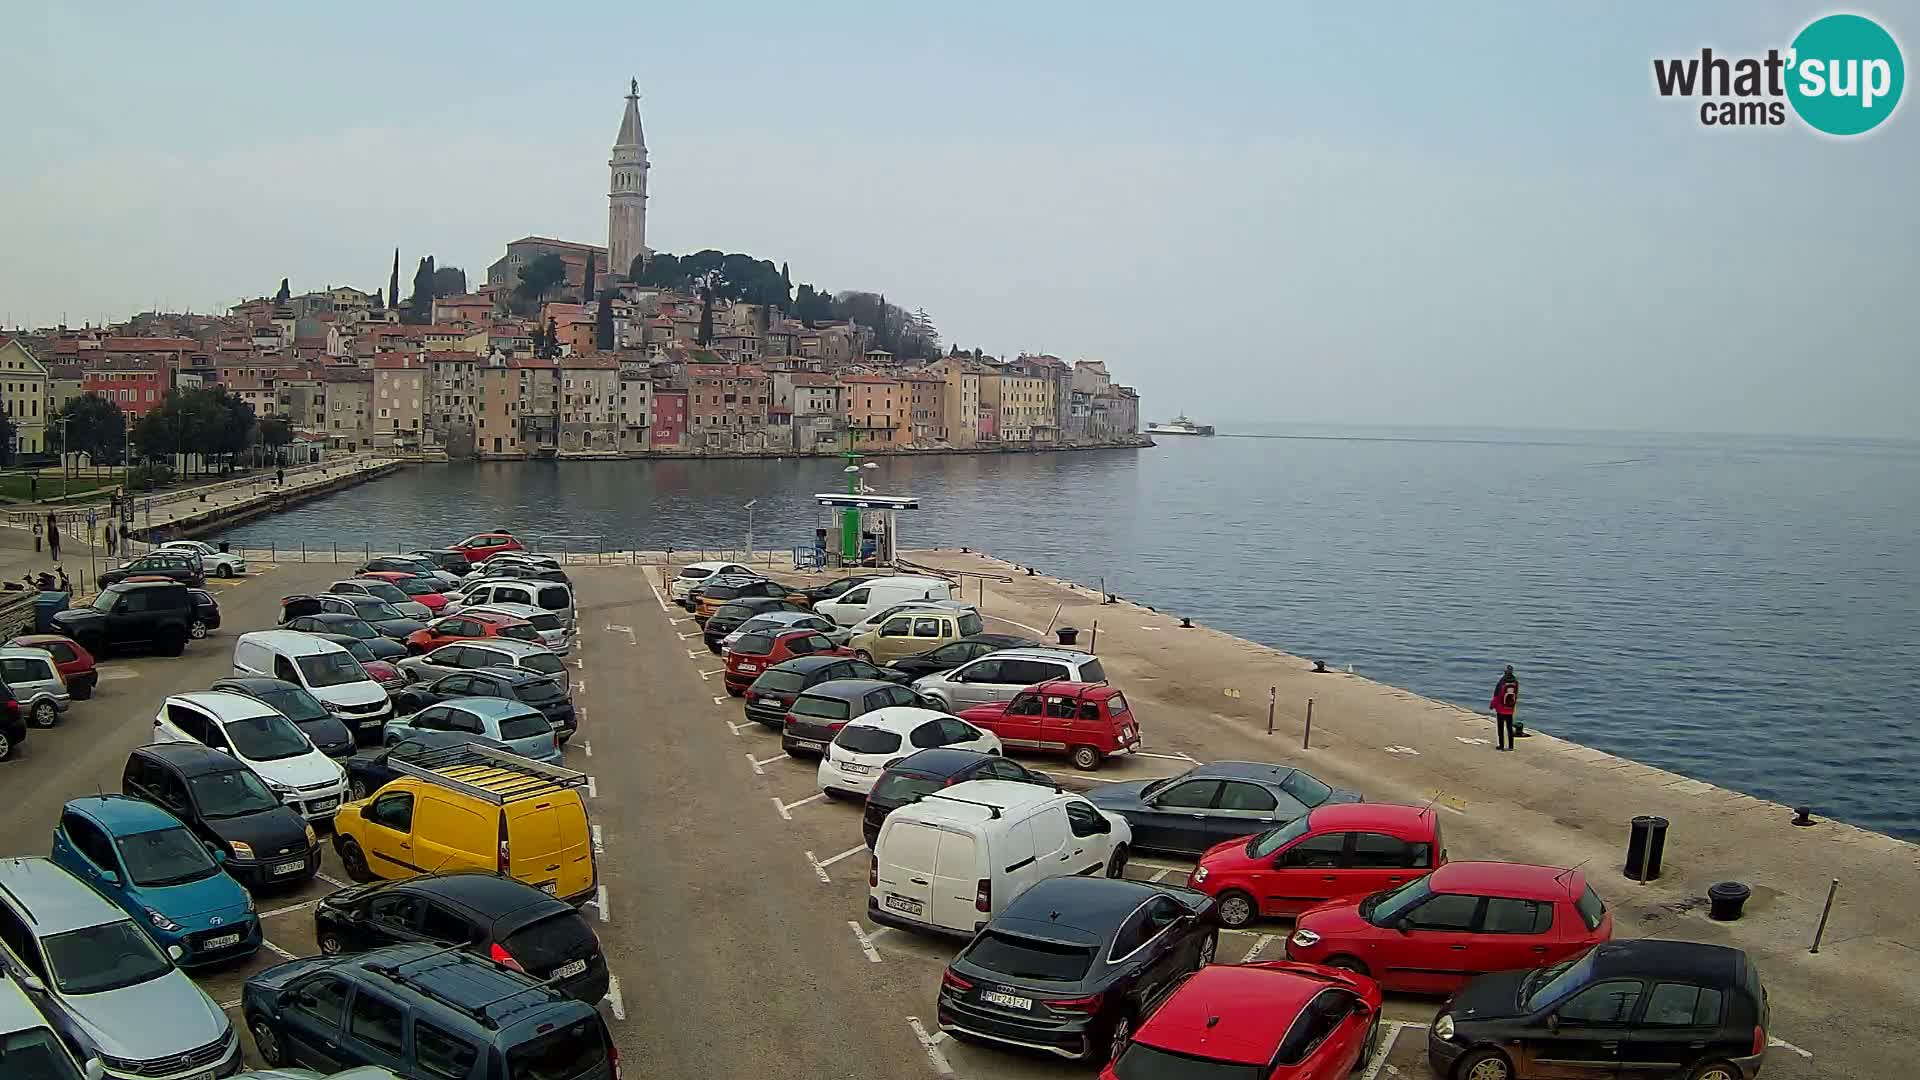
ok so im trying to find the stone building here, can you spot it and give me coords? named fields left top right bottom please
left=371, top=355, right=425, bottom=448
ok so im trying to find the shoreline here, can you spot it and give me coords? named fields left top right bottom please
left=453, top=436, right=1156, bottom=462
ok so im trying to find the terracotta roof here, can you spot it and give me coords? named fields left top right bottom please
left=559, top=354, right=618, bottom=369
left=787, top=372, right=840, bottom=387
left=840, top=374, right=903, bottom=385
left=46, top=364, right=84, bottom=380
left=506, top=236, right=608, bottom=254
left=424, top=351, right=479, bottom=363
left=372, top=355, right=421, bottom=370
left=103, top=337, right=196, bottom=351
left=321, top=367, right=373, bottom=383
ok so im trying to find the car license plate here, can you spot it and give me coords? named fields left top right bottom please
left=840, top=761, right=871, bottom=774
left=203, top=933, right=241, bottom=950
left=310, top=797, right=338, bottom=812
left=794, top=737, right=825, bottom=750
left=884, top=894, right=923, bottom=916
left=981, top=990, right=1033, bottom=1010
left=540, top=882, right=558, bottom=896
left=552, top=958, right=587, bottom=979
left=188, top=1071, right=215, bottom=1080
left=359, top=718, right=385, bottom=728
left=738, top=661, right=759, bottom=672
left=272, top=860, right=306, bottom=876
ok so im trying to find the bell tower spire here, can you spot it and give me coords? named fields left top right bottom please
left=608, top=78, right=649, bottom=282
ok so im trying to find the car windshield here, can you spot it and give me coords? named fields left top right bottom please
left=396, top=577, right=438, bottom=596
left=836, top=725, right=902, bottom=755
left=1525, top=950, right=1598, bottom=1010
left=871, top=770, right=944, bottom=802
left=497, top=713, right=551, bottom=741
left=1111, top=1043, right=1261, bottom=1080
left=679, top=568, right=714, bottom=580
left=188, top=769, right=282, bottom=819
left=339, top=639, right=378, bottom=663
left=496, top=623, right=541, bottom=643
left=791, top=695, right=850, bottom=721
left=360, top=583, right=409, bottom=604
left=753, top=669, right=808, bottom=694
left=1248, top=816, right=1312, bottom=858
left=115, top=826, right=220, bottom=887
left=224, top=712, right=313, bottom=761
left=1077, top=659, right=1107, bottom=682
left=331, top=619, right=378, bottom=640
left=518, top=679, right=567, bottom=705
left=713, top=604, right=756, bottom=623
left=520, top=653, right=565, bottom=676
left=505, top=1016, right=606, bottom=1080
left=1576, top=885, right=1607, bottom=931
left=91, top=587, right=127, bottom=612
left=1280, top=770, right=1334, bottom=807
left=0, top=1026, right=88, bottom=1080
left=957, top=613, right=984, bottom=636
left=298, top=651, right=369, bottom=688
left=1364, top=876, right=1434, bottom=926
left=704, top=584, right=744, bottom=600
left=732, top=634, right=776, bottom=655
left=43, top=921, right=173, bottom=995
left=248, top=686, right=328, bottom=722
left=963, top=930, right=1097, bottom=982
left=526, top=612, right=561, bottom=631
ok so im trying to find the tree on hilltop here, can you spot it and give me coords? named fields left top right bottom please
left=274, top=278, right=290, bottom=303
left=432, top=265, right=467, bottom=296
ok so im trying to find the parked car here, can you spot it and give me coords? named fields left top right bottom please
left=51, top=796, right=260, bottom=968
left=158, top=539, right=247, bottom=578
left=842, top=599, right=976, bottom=640
left=345, top=732, right=511, bottom=801
left=445, top=578, right=576, bottom=629
left=97, top=552, right=204, bottom=590
left=0, top=856, right=240, bottom=1080
left=862, top=748, right=1054, bottom=848
left=474, top=561, right=572, bottom=587
left=914, top=647, right=1109, bottom=712
left=283, top=614, right=409, bottom=660
left=357, top=570, right=449, bottom=612
left=0, top=646, right=70, bottom=729
left=702, top=598, right=813, bottom=653
left=1289, top=862, right=1613, bottom=994
left=449, top=530, right=524, bottom=563
left=783, top=679, right=939, bottom=757
left=476, top=550, right=561, bottom=572
left=691, top=575, right=808, bottom=623
left=398, top=639, right=568, bottom=686
left=357, top=556, right=460, bottom=588
left=187, top=587, right=221, bottom=639
left=743, top=655, right=886, bottom=730
left=719, top=610, right=850, bottom=651
left=1087, top=761, right=1362, bottom=857
left=723, top=629, right=847, bottom=695
left=800, top=573, right=884, bottom=603
left=0, top=972, right=97, bottom=1080
left=241, top=943, right=612, bottom=1077
left=817, top=707, right=1001, bottom=799
left=461, top=602, right=574, bottom=653
left=390, top=668, right=576, bottom=742
left=1190, top=802, right=1445, bottom=927
left=327, top=580, right=430, bottom=620
left=849, top=605, right=987, bottom=665
left=670, top=561, right=755, bottom=607
left=121, top=743, right=323, bottom=888
left=403, top=611, right=540, bottom=655
left=1102, top=961, right=1384, bottom=1080
left=279, top=594, right=422, bottom=643
left=306, top=635, right=409, bottom=695
left=7, top=634, right=97, bottom=700
left=959, top=682, right=1142, bottom=771
left=937, top=876, right=1218, bottom=1065
left=233, top=631, right=392, bottom=735
left=0, top=683, right=27, bottom=761
left=313, top=872, right=609, bottom=1003
left=331, top=742, right=594, bottom=903
left=1427, top=940, right=1767, bottom=1080
left=151, top=691, right=350, bottom=823
left=886, top=634, right=1042, bottom=679
left=812, top=574, right=957, bottom=626
left=209, top=677, right=356, bottom=760
left=381, top=697, right=560, bottom=764
left=405, top=548, right=474, bottom=577
left=52, top=580, right=195, bottom=657
left=869, top=780, right=1132, bottom=937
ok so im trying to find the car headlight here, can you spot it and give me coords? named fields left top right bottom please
left=1191, top=866, right=1209, bottom=884
left=242, top=892, right=255, bottom=914
left=305, top=823, right=318, bottom=845
left=144, top=907, right=180, bottom=932
left=1290, top=928, right=1320, bottom=948
left=228, top=841, right=255, bottom=860
left=1434, top=1013, right=1455, bottom=1041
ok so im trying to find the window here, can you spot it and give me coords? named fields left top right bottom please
left=1279, top=770, right=1334, bottom=807
left=348, top=992, right=406, bottom=1055
left=366, top=791, right=414, bottom=832
left=61, top=814, right=119, bottom=870
left=1575, top=885, right=1608, bottom=931
left=1643, top=983, right=1724, bottom=1027
left=415, top=1020, right=481, bottom=1080
left=913, top=617, right=942, bottom=637
left=1280, top=831, right=1347, bottom=868
left=1483, top=898, right=1552, bottom=934
left=934, top=718, right=978, bottom=744
left=1556, top=980, right=1643, bottom=1025
left=1275, top=990, right=1358, bottom=1066
left=289, top=975, right=351, bottom=1030
left=1216, top=781, right=1279, bottom=813
left=419, top=903, right=473, bottom=944
left=368, top=893, right=422, bottom=928
left=1349, top=832, right=1420, bottom=868
left=1154, top=779, right=1221, bottom=810
left=956, top=658, right=1001, bottom=683
left=1065, top=801, right=1106, bottom=837
left=1405, top=893, right=1483, bottom=931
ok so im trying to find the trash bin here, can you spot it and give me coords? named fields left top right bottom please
left=1056, top=626, right=1080, bottom=647
left=218, top=540, right=230, bottom=554
left=32, top=591, right=69, bottom=634
left=1624, top=815, right=1669, bottom=881
left=1708, top=881, right=1751, bottom=921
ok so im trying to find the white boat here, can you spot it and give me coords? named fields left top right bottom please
left=1145, top=414, right=1214, bottom=436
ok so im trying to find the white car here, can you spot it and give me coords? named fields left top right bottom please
left=462, top=601, right=575, bottom=653
left=151, top=691, right=349, bottom=821
left=817, top=706, right=1002, bottom=798
left=720, top=611, right=850, bottom=651
left=158, top=539, right=247, bottom=577
left=670, top=561, right=755, bottom=606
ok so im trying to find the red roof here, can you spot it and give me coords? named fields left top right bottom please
left=840, top=374, right=902, bottom=385
left=423, top=351, right=478, bottom=363
left=559, top=354, right=618, bottom=369
left=103, top=337, right=196, bottom=352
left=787, top=372, right=840, bottom=387
left=372, top=355, right=421, bottom=370
left=1133, top=963, right=1370, bottom=1065
left=1426, top=861, right=1586, bottom=902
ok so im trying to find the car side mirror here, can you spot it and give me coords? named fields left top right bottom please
left=99, top=870, right=120, bottom=886
left=1094, top=816, right=1112, bottom=834
left=18, top=972, right=45, bottom=993
left=212, top=849, right=228, bottom=865
left=1394, top=918, right=1412, bottom=935
left=1545, top=1012, right=1559, bottom=1033
left=84, top=1058, right=106, bottom=1080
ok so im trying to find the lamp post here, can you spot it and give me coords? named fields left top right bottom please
left=743, top=499, right=757, bottom=561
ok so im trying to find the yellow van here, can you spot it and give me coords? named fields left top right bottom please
left=849, top=605, right=986, bottom=665
left=331, top=743, right=596, bottom=904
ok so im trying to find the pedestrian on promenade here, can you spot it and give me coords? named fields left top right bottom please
left=105, top=522, right=117, bottom=557
left=46, top=514, right=61, bottom=562
left=1490, top=665, right=1520, bottom=750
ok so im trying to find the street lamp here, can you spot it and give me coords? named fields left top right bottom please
left=743, top=498, right=757, bottom=561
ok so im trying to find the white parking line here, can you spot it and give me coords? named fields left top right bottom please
left=219, top=997, right=242, bottom=1011
left=983, top=614, right=1046, bottom=636
left=262, top=938, right=297, bottom=960
left=774, top=793, right=824, bottom=820
left=595, top=884, right=609, bottom=923
left=698, top=668, right=725, bottom=679
left=573, top=657, right=585, bottom=670
left=1240, top=934, right=1277, bottom=962
left=573, top=678, right=587, bottom=694
left=646, top=572, right=670, bottom=612
left=905, top=1017, right=956, bottom=1078
left=605, top=623, right=632, bottom=634
left=726, top=720, right=753, bottom=736
left=591, top=824, right=604, bottom=854
left=848, top=921, right=884, bottom=963
left=807, top=844, right=864, bottom=882
left=1769, top=1037, right=1814, bottom=1059
left=586, top=776, right=598, bottom=799
left=686, top=649, right=703, bottom=660
left=1134, top=751, right=1194, bottom=762
left=605, top=975, right=627, bottom=1019
left=679, top=632, right=700, bottom=640
left=258, top=898, right=324, bottom=920
left=1360, top=1022, right=1422, bottom=1080
left=98, top=668, right=141, bottom=682
left=582, top=740, right=593, bottom=757
left=316, top=872, right=350, bottom=889
left=1148, top=868, right=1172, bottom=883
left=713, top=696, right=727, bottom=706
left=1126, top=858, right=1191, bottom=875
left=805, top=851, right=832, bottom=884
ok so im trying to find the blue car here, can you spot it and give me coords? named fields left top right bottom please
left=381, top=696, right=562, bottom=764
left=51, top=794, right=260, bottom=968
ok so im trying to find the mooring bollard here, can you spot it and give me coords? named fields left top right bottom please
left=1266, top=687, right=1277, bottom=736
left=1809, top=878, right=1840, bottom=953
left=1302, top=697, right=1313, bottom=748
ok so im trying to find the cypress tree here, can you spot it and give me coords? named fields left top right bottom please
left=583, top=252, right=597, bottom=302
left=595, top=296, right=615, bottom=351
left=389, top=248, right=400, bottom=310
left=275, top=278, right=290, bottom=303
left=697, top=285, right=714, bottom=345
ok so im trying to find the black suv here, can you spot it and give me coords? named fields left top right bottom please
left=409, top=549, right=473, bottom=576
left=314, top=873, right=608, bottom=1003
left=121, top=743, right=321, bottom=888
left=51, top=580, right=195, bottom=656
left=96, top=550, right=206, bottom=589
left=243, top=944, right=615, bottom=1080
left=703, top=597, right=810, bottom=652
left=0, top=684, right=24, bottom=762
left=744, top=656, right=915, bottom=729
left=862, top=748, right=1053, bottom=848
left=392, top=667, right=576, bottom=739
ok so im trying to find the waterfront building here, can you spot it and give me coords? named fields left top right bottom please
left=842, top=374, right=908, bottom=449
left=618, top=367, right=652, bottom=452
left=650, top=388, right=687, bottom=449
left=559, top=354, right=620, bottom=452
left=688, top=363, right=770, bottom=450
left=322, top=368, right=373, bottom=451
left=80, top=356, right=171, bottom=420
left=47, top=363, right=86, bottom=413
left=904, top=374, right=945, bottom=446
left=371, top=354, right=426, bottom=448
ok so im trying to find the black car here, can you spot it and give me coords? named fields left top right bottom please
left=346, top=731, right=511, bottom=800
left=745, top=655, right=917, bottom=728
left=887, top=634, right=1046, bottom=678
left=938, top=877, right=1219, bottom=1065
left=280, top=593, right=424, bottom=641
left=284, top=613, right=410, bottom=660
left=801, top=574, right=883, bottom=602
left=1085, top=760, right=1362, bottom=857
left=862, top=748, right=1054, bottom=848
left=359, top=555, right=448, bottom=579
left=313, top=872, right=608, bottom=1003
left=693, top=574, right=803, bottom=612
left=781, top=678, right=935, bottom=757
left=704, top=597, right=811, bottom=652
left=210, top=676, right=355, bottom=760
left=0, top=683, right=24, bottom=762
left=50, top=580, right=196, bottom=657
left=187, top=587, right=221, bottom=639
left=392, top=666, right=576, bottom=740
left=1429, top=940, right=1769, bottom=1080
left=96, top=551, right=205, bottom=589
left=408, top=548, right=473, bottom=576
left=121, top=743, right=321, bottom=887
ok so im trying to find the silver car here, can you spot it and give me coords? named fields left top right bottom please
left=447, top=578, right=576, bottom=629
left=720, top=611, right=851, bottom=651
left=325, top=580, right=431, bottom=620
left=398, top=639, right=571, bottom=687
left=912, top=646, right=1109, bottom=712
left=0, top=857, right=237, bottom=1080
left=0, top=646, right=71, bottom=729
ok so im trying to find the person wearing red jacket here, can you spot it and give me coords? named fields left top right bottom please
left=1490, top=666, right=1520, bottom=750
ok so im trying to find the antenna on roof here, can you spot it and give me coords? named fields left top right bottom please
left=1206, top=1015, right=1220, bottom=1028
left=1419, top=792, right=1441, bottom=817
left=1552, top=858, right=1592, bottom=887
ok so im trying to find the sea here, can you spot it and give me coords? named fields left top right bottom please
left=224, top=426, right=1920, bottom=840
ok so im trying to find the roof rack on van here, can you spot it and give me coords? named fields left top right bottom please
left=366, top=946, right=514, bottom=1029
left=920, top=792, right=1002, bottom=819
left=388, top=743, right=589, bottom=804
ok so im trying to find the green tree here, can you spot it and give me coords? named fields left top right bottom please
left=389, top=248, right=401, bottom=310
left=514, top=254, right=568, bottom=310
left=582, top=252, right=597, bottom=302
left=595, top=296, right=615, bottom=350
left=544, top=316, right=560, bottom=358
left=697, top=279, right=714, bottom=345
left=408, top=256, right=437, bottom=322
left=432, top=265, right=467, bottom=296
left=275, top=278, right=290, bottom=303
left=0, top=409, right=15, bottom=465
left=51, top=393, right=127, bottom=466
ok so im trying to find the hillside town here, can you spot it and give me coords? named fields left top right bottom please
left=0, top=82, right=1144, bottom=463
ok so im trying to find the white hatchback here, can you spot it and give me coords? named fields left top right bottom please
left=150, top=691, right=349, bottom=821
left=816, top=707, right=1001, bottom=798
left=670, top=561, right=754, bottom=606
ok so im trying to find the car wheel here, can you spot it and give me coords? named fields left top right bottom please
left=0, top=729, right=12, bottom=761
left=1070, top=745, right=1102, bottom=771
left=1353, top=1017, right=1380, bottom=1073
left=70, top=683, right=92, bottom=701
left=158, top=632, right=187, bottom=656
left=1689, top=1064, right=1742, bottom=1080
left=189, top=619, right=209, bottom=640
left=1104, top=1012, right=1133, bottom=1065
left=318, top=929, right=346, bottom=956
left=30, top=701, right=58, bottom=728
left=1105, top=845, right=1129, bottom=879
left=1326, top=955, right=1369, bottom=975
left=1196, top=932, right=1217, bottom=967
left=1215, top=890, right=1256, bottom=929
left=349, top=779, right=369, bottom=801
left=855, top=650, right=872, bottom=662
left=337, top=838, right=373, bottom=883
left=217, top=564, right=233, bottom=578
left=1455, top=1048, right=1513, bottom=1080
left=249, top=1017, right=285, bottom=1067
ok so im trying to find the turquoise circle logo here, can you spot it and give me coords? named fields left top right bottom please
left=1787, top=14, right=1905, bottom=135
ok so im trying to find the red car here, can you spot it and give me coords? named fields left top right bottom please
left=450, top=531, right=523, bottom=564
left=1189, top=802, right=1445, bottom=928
left=1285, top=861, right=1614, bottom=995
left=957, top=681, right=1141, bottom=771
left=1101, top=961, right=1383, bottom=1080
left=7, top=635, right=98, bottom=700
left=723, top=629, right=849, bottom=696
left=404, top=611, right=540, bottom=654
left=358, top=570, right=449, bottom=612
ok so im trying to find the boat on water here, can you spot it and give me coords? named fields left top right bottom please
left=1145, top=414, right=1215, bottom=436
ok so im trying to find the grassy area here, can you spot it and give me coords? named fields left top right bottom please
left=0, top=472, right=120, bottom=502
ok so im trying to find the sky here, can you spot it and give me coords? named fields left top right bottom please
left=2, top=2, right=1915, bottom=437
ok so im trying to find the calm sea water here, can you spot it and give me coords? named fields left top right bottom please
left=226, top=428, right=1920, bottom=839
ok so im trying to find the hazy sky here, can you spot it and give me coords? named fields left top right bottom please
left=3, top=3, right=1914, bottom=437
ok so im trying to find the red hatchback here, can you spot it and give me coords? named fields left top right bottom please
left=1286, top=861, right=1614, bottom=995
left=1190, top=803, right=1445, bottom=928
left=450, top=531, right=522, bottom=564
left=358, top=570, right=449, bottom=612
left=7, top=635, right=97, bottom=700
left=1101, top=961, right=1382, bottom=1080
left=957, top=681, right=1141, bottom=771
left=723, top=629, right=848, bottom=695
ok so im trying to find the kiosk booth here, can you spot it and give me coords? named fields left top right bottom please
left=813, top=492, right=920, bottom=568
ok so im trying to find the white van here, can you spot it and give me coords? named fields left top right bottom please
left=868, top=779, right=1131, bottom=938
left=232, top=630, right=391, bottom=732
left=814, top=575, right=956, bottom=627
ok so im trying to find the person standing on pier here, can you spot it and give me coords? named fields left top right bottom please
left=46, top=514, right=61, bottom=562
left=1490, top=666, right=1520, bottom=750
left=105, top=521, right=117, bottom=557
